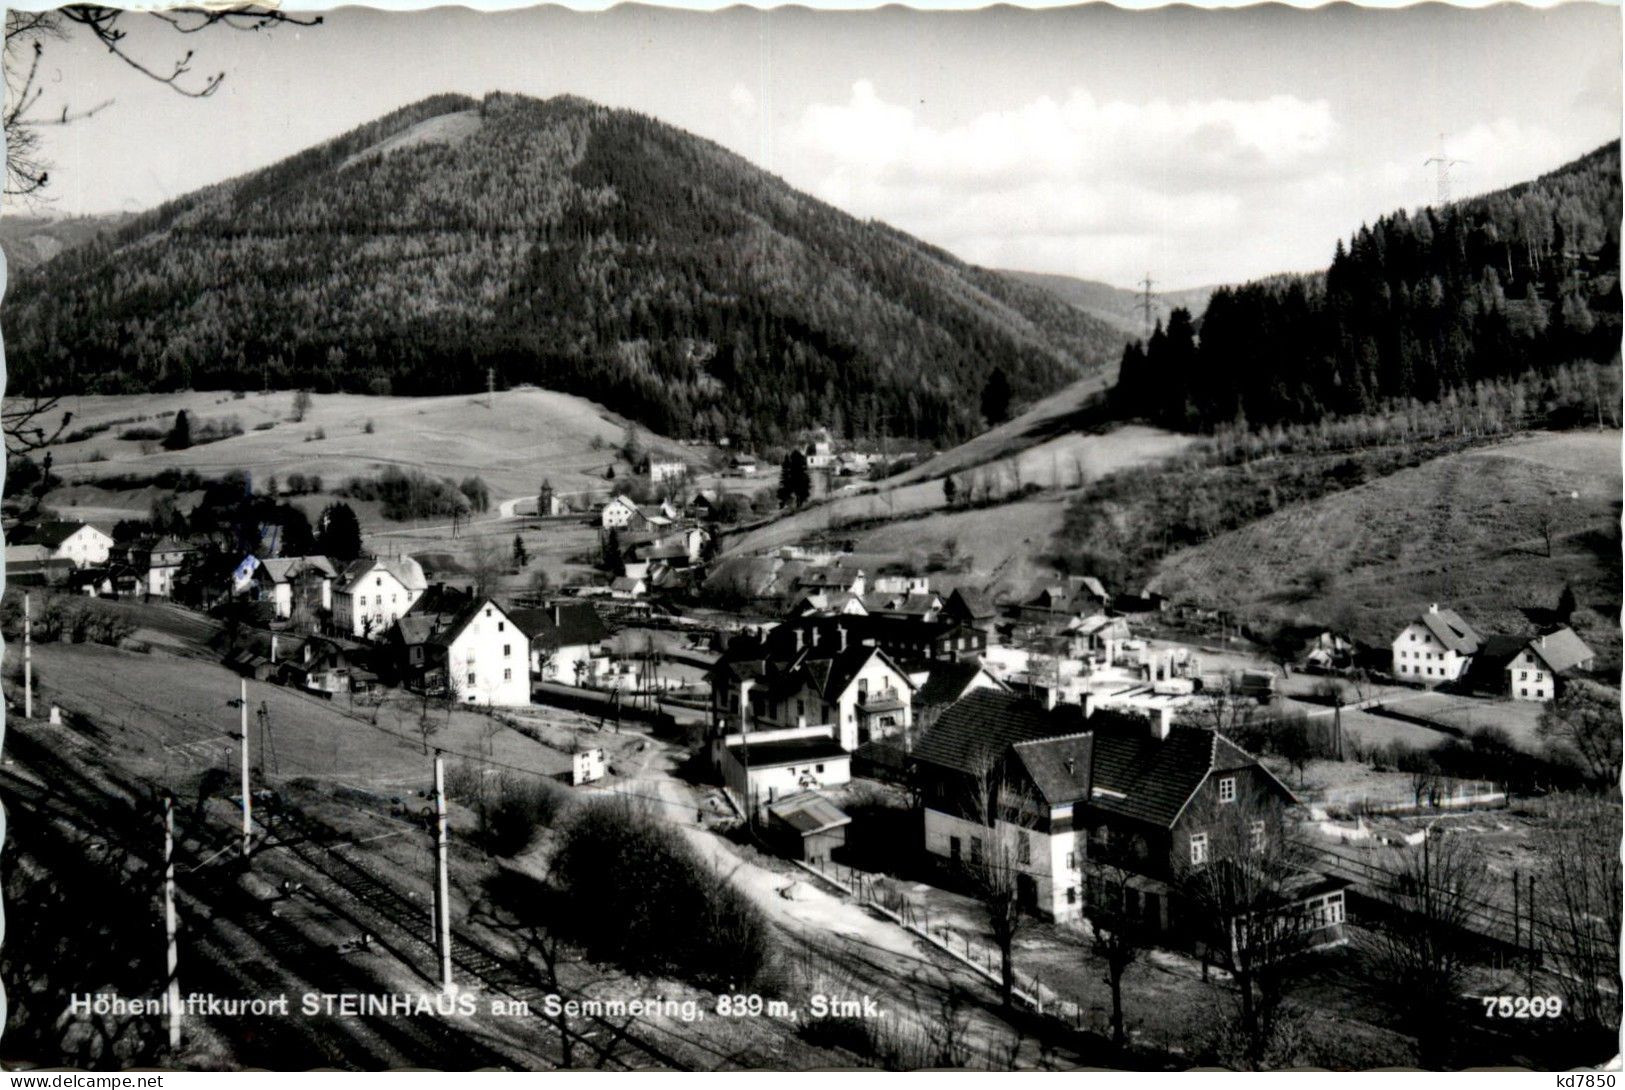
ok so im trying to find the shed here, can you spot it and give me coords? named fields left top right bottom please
left=766, top=791, right=851, bottom=864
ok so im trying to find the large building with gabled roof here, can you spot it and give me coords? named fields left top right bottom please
left=909, top=689, right=1343, bottom=936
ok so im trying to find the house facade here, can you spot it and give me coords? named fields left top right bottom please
left=1391, top=604, right=1481, bottom=684
left=600, top=494, right=640, bottom=529
left=425, top=598, right=531, bottom=706
left=28, top=522, right=115, bottom=568
left=911, top=690, right=1345, bottom=947
left=334, top=556, right=428, bottom=639
left=1507, top=627, right=1595, bottom=701
left=511, top=602, right=611, bottom=685
left=125, top=537, right=193, bottom=598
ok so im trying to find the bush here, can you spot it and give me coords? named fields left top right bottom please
left=551, top=797, right=772, bottom=990
left=480, top=773, right=569, bottom=856
left=118, top=425, right=166, bottom=442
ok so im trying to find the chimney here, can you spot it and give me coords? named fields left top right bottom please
left=795, top=629, right=805, bottom=652
left=1044, top=686, right=1059, bottom=711
left=1079, top=690, right=1094, bottom=718
left=1429, top=603, right=1439, bottom=614
left=839, top=627, right=848, bottom=652
left=270, top=633, right=279, bottom=664
left=1151, top=705, right=1172, bottom=741
left=553, top=603, right=563, bottom=626
left=811, top=626, right=820, bottom=648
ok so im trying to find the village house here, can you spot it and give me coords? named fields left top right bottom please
left=536, top=480, right=569, bottom=517
left=728, top=453, right=758, bottom=476
left=862, top=590, right=944, bottom=621
left=709, top=627, right=918, bottom=756
left=18, top=521, right=115, bottom=568
left=789, top=590, right=868, bottom=618
left=942, top=587, right=1001, bottom=642
left=719, top=735, right=852, bottom=819
left=909, top=689, right=1347, bottom=944
left=244, top=555, right=338, bottom=621
left=121, top=537, right=194, bottom=598
left=389, top=588, right=529, bottom=706
left=640, top=455, right=689, bottom=484
left=334, top=555, right=428, bottom=639
left=292, top=634, right=378, bottom=697
left=1015, top=576, right=1111, bottom=625
left=871, top=573, right=932, bottom=596
left=908, top=658, right=1008, bottom=736
left=1391, top=604, right=1481, bottom=684
left=510, top=601, right=611, bottom=686
left=609, top=575, right=647, bottom=599
left=1505, top=627, right=1595, bottom=701
left=794, top=565, right=867, bottom=598
left=599, top=494, right=641, bottom=529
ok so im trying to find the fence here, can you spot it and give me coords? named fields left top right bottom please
left=793, top=856, right=1108, bottom=1037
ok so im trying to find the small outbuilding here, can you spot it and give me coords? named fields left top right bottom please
left=766, top=791, right=851, bottom=865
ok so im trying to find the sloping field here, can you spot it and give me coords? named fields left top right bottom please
left=24, top=387, right=705, bottom=524
left=1150, top=429, right=1622, bottom=667
left=727, top=422, right=1192, bottom=556
left=889, top=370, right=1118, bottom=486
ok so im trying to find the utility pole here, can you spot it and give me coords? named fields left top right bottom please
left=163, top=793, right=182, bottom=1051
left=486, top=367, right=495, bottom=408
left=1138, top=272, right=1156, bottom=340
left=23, top=591, right=32, bottom=720
left=1424, top=136, right=1468, bottom=205
left=433, top=752, right=454, bottom=995
left=239, top=678, right=251, bottom=859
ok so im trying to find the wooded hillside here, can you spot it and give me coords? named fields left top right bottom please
left=4, top=93, right=1119, bottom=447
left=1115, top=142, right=1623, bottom=431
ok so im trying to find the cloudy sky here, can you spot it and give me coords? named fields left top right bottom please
left=11, top=2, right=1620, bottom=288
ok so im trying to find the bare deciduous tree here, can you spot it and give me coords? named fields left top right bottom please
left=1083, top=857, right=1150, bottom=1048
left=1533, top=794, right=1622, bottom=1038
left=960, top=755, right=1043, bottom=1010
left=1172, top=784, right=1314, bottom=1068
left=1358, top=829, right=1491, bottom=1066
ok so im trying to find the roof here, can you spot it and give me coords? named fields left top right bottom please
left=510, top=603, right=611, bottom=649
left=767, top=792, right=851, bottom=834
left=23, top=521, right=107, bottom=548
left=1096, top=719, right=1295, bottom=828
left=414, top=552, right=470, bottom=575
left=424, top=598, right=511, bottom=651
left=945, top=587, right=997, bottom=620
left=610, top=576, right=644, bottom=592
left=1413, top=606, right=1481, bottom=655
left=1525, top=627, right=1595, bottom=674
left=911, top=690, right=1091, bottom=777
left=798, top=566, right=862, bottom=589
left=915, top=660, right=1003, bottom=708
left=259, top=555, right=337, bottom=583
left=727, top=737, right=850, bottom=769
left=339, top=555, right=427, bottom=594
left=1010, top=733, right=1095, bottom=806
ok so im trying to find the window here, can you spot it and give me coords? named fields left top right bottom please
left=1017, top=832, right=1031, bottom=865
left=1065, top=851, right=1078, bottom=870
left=970, top=837, right=984, bottom=865
left=1520, top=671, right=1528, bottom=680
left=503, top=644, right=511, bottom=657
left=1250, top=820, right=1267, bottom=853
left=1534, top=672, right=1543, bottom=682
left=816, top=763, right=825, bottom=773
left=503, top=669, right=512, bottom=681
left=1218, top=777, right=1237, bottom=804
left=376, top=576, right=382, bottom=586
left=497, top=621, right=505, bottom=632
left=467, top=672, right=476, bottom=685
left=1189, top=832, right=1209, bottom=865
left=1065, top=887, right=1077, bottom=906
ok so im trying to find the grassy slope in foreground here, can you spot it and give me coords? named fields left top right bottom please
left=1148, top=429, right=1623, bottom=670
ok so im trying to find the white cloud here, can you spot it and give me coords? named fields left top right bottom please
left=777, top=82, right=1582, bottom=287
left=728, top=82, right=758, bottom=120
left=780, top=81, right=1341, bottom=285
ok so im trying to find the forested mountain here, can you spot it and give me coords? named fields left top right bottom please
left=1115, top=141, right=1623, bottom=431
left=0, top=212, right=133, bottom=272
left=998, top=269, right=1215, bottom=338
left=3, top=93, right=1121, bottom=446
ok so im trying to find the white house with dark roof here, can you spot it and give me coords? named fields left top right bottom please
left=1506, top=627, right=1595, bottom=701
left=251, top=555, right=338, bottom=620
left=334, top=555, right=428, bottom=639
left=24, top=521, right=114, bottom=568
left=1391, top=603, right=1481, bottom=684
